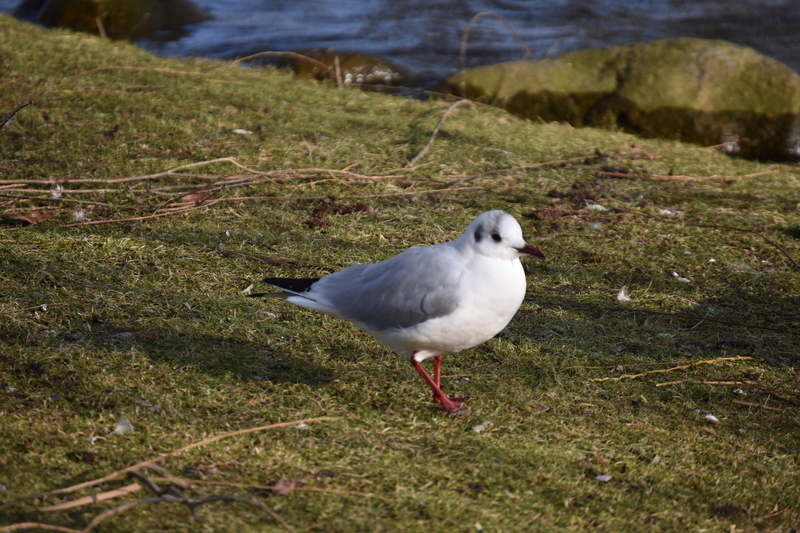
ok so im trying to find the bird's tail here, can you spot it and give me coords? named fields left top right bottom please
left=247, top=277, right=320, bottom=300
left=247, top=291, right=292, bottom=299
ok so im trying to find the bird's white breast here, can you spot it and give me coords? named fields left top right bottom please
left=368, top=255, right=527, bottom=360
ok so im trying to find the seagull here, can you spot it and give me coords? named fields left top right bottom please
left=251, top=210, right=544, bottom=416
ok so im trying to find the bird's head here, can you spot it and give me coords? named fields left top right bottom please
left=461, top=210, right=545, bottom=261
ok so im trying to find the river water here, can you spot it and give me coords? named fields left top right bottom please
left=3, top=0, right=800, bottom=86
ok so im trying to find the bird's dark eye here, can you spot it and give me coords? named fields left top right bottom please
left=491, top=233, right=502, bottom=242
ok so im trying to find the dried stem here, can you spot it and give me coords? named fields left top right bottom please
left=591, top=356, right=762, bottom=383
left=232, top=51, right=331, bottom=77
left=1, top=417, right=339, bottom=509
left=731, top=399, right=784, bottom=412
left=40, top=483, right=142, bottom=512
left=0, top=523, right=80, bottom=533
left=161, top=478, right=387, bottom=500
left=407, top=100, right=473, bottom=167
left=1, top=100, right=33, bottom=130
left=690, top=223, right=800, bottom=270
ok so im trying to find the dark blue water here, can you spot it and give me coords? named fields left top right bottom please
left=4, top=0, right=800, bottom=84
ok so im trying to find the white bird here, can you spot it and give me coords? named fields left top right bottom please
left=252, top=210, right=544, bottom=416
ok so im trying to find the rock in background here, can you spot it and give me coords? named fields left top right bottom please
left=441, top=38, right=800, bottom=161
left=13, top=0, right=211, bottom=40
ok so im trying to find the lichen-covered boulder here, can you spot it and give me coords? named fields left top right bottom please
left=13, top=0, right=211, bottom=41
left=440, top=38, right=800, bottom=160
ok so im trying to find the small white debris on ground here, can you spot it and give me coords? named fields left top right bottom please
left=139, top=400, right=160, bottom=412
left=471, top=421, right=493, bottom=433
left=671, top=271, right=691, bottom=282
left=617, top=286, right=633, bottom=302
left=113, top=415, right=134, bottom=435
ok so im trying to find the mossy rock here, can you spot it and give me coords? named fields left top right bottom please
left=440, top=38, right=800, bottom=160
left=13, top=0, right=211, bottom=40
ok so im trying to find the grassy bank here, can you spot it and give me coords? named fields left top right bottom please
left=1, top=13, right=799, bottom=532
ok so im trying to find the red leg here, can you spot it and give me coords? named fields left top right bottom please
left=431, top=354, right=442, bottom=401
left=433, top=354, right=442, bottom=388
left=411, top=354, right=466, bottom=417
left=429, top=354, right=466, bottom=406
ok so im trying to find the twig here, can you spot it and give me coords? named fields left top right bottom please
left=564, top=360, right=697, bottom=370
left=741, top=169, right=779, bottom=178
left=163, top=478, right=387, bottom=500
left=0, top=194, right=112, bottom=208
left=1, top=188, right=128, bottom=194
left=407, top=100, right=473, bottom=167
left=655, top=380, right=757, bottom=388
left=702, top=139, right=749, bottom=151
left=1, top=101, right=33, bottom=130
left=690, top=223, right=800, bottom=270
left=639, top=277, right=655, bottom=298
left=77, top=494, right=294, bottom=533
left=334, top=55, right=343, bottom=86
left=232, top=51, right=331, bottom=77
left=0, top=164, right=406, bottom=186
left=95, top=15, right=106, bottom=39
left=62, top=199, right=223, bottom=227
left=225, top=185, right=525, bottom=203
left=40, top=483, right=142, bottom=512
left=731, top=399, right=784, bottom=412
left=61, top=182, right=517, bottom=226
left=598, top=171, right=730, bottom=183
left=126, top=471, right=294, bottom=532
left=0, top=417, right=339, bottom=513
left=0, top=524, right=80, bottom=533
left=754, top=506, right=788, bottom=521
left=591, top=356, right=761, bottom=383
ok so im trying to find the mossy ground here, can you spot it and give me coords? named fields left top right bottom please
left=1, top=14, right=799, bottom=533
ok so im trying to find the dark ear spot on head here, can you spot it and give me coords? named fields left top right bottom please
left=491, top=232, right=502, bottom=242
left=474, top=224, right=483, bottom=242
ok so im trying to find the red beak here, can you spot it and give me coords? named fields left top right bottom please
left=516, top=244, right=545, bottom=259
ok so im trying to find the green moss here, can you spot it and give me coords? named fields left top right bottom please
left=442, top=38, right=800, bottom=160
left=1, top=14, right=799, bottom=533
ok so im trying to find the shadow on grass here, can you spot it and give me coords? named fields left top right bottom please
left=0, top=323, right=336, bottom=387
left=518, top=290, right=800, bottom=366
left=107, top=327, right=338, bottom=385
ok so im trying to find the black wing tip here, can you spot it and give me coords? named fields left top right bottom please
left=263, top=277, right=320, bottom=293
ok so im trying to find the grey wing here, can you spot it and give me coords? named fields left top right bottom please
left=313, top=246, right=465, bottom=331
